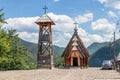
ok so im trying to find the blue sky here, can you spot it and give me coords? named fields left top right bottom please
left=0, top=0, right=120, bottom=47
left=1, top=0, right=105, bottom=19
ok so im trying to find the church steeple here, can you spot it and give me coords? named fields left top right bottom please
left=74, top=21, right=78, bottom=33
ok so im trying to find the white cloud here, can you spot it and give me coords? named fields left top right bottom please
left=89, top=34, right=105, bottom=42
left=3, top=12, right=117, bottom=47
left=78, top=27, right=88, bottom=37
left=98, top=0, right=106, bottom=4
left=17, top=32, right=38, bottom=43
left=64, top=33, right=72, bottom=39
left=2, top=17, right=39, bottom=44
left=75, top=13, right=93, bottom=24
left=3, top=17, right=39, bottom=32
left=77, top=27, right=105, bottom=46
left=91, top=18, right=115, bottom=33
left=98, top=0, right=120, bottom=10
left=108, top=11, right=118, bottom=18
left=48, top=12, right=98, bottom=47
left=52, top=32, right=68, bottom=47
left=48, top=12, right=74, bottom=32
left=54, top=0, right=60, bottom=2
left=3, top=13, right=75, bottom=47
left=52, top=26, right=106, bottom=47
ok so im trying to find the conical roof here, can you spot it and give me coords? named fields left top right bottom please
left=35, top=14, right=55, bottom=25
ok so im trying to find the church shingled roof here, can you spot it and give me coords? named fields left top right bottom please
left=61, top=27, right=89, bottom=58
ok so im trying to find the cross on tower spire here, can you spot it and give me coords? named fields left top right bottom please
left=43, top=5, right=48, bottom=14
left=74, top=21, right=78, bottom=32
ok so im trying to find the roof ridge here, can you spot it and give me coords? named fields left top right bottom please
left=61, top=29, right=89, bottom=57
left=35, top=14, right=55, bottom=25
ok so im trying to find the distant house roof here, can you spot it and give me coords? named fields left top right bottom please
left=35, top=14, right=55, bottom=25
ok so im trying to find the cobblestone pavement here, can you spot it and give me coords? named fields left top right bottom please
left=0, top=68, right=120, bottom=80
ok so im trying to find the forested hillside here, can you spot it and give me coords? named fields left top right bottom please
left=87, top=42, right=108, bottom=55
left=19, top=39, right=65, bottom=68
left=19, top=39, right=120, bottom=67
left=19, top=39, right=64, bottom=56
left=89, top=39, right=120, bottom=67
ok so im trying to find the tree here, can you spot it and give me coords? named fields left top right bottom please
left=0, top=29, right=36, bottom=70
left=54, top=54, right=64, bottom=68
left=0, top=9, right=36, bottom=70
left=0, top=9, right=7, bottom=29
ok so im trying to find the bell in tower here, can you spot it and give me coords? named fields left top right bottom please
left=35, top=5, right=55, bottom=69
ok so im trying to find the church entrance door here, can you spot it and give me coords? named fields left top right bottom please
left=73, top=57, right=78, bottom=66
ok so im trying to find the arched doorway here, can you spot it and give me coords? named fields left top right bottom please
left=73, top=57, right=78, bottom=66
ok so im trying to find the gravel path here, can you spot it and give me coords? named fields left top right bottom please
left=0, top=68, right=120, bottom=80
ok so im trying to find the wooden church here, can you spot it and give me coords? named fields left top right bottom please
left=61, top=23, right=89, bottom=68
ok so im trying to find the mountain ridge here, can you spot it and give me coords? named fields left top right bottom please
left=87, top=42, right=108, bottom=55
left=19, top=39, right=65, bottom=56
left=19, top=38, right=120, bottom=67
left=89, top=39, right=120, bottom=67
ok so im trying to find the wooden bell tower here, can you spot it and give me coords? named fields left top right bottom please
left=35, top=6, right=55, bottom=69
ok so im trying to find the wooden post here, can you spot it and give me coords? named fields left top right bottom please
left=114, top=32, right=117, bottom=70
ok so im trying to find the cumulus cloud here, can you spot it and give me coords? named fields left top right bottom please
left=3, top=13, right=75, bottom=47
left=75, top=13, right=93, bottom=24
left=17, top=32, right=38, bottom=43
left=98, top=0, right=120, bottom=10
left=108, top=11, right=118, bottom=18
left=48, top=13, right=95, bottom=47
left=64, top=33, right=72, bottom=39
left=3, top=12, right=116, bottom=47
left=52, top=26, right=105, bottom=47
left=91, top=18, right=115, bottom=33
left=3, top=17, right=39, bottom=32
left=89, top=34, right=105, bottom=42
left=52, top=31, right=69, bottom=47
left=54, top=0, right=60, bottom=2
left=77, top=27, right=105, bottom=46
left=48, top=12, right=74, bottom=32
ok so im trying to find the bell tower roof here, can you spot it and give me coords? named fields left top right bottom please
left=35, top=14, right=55, bottom=25
left=35, top=5, right=55, bottom=25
